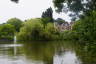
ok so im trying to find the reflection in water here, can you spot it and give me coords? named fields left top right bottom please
left=14, top=36, right=17, bottom=44
left=0, top=41, right=95, bottom=64
left=54, top=51, right=81, bottom=64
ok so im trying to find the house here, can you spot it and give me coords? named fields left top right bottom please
left=54, top=21, right=74, bottom=32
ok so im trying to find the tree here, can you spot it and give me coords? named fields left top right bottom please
left=0, top=24, right=15, bottom=40
left=11, top=0, right=96, bottom=15
left=11, top=0, right=19, bottom=3
left=42, top=7, right=53, bottom=22
left=53, top=0, right=96, bottom=18
left=44, top=23, right=60, bottom=40
left=72, top=11, right=96, bottom=42
left=7, top=18, right=23, bottom=32
left=17, top=18, right=44, bottom=41
left=41, top=18, right=52, bottom=28
left=17, top=18, right=60, bottom=41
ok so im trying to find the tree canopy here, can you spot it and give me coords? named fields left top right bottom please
left=10, top=0, right=96, bottom=14
left=7, top=18, right=23, bottom=32
left=0, top=24, right=15, bottom=40
left=42, top=7, right=53, bottom=22
left=42, top=7, right=53, bottom=18
left=17, top=18, right=60, bottom=41
left=72, top=11, right=96, bottom=42
left=53, top=0, right=96, bottom=18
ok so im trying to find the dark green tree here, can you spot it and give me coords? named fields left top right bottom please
left=42, top=7, right=53, bottom=22
left=53, top=0, right=96, bottom=18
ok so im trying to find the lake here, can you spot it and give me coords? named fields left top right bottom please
left=0, top=41, right=95, bottom=64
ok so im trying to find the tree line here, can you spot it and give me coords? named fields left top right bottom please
left=0, top=7, right=64, bottom=41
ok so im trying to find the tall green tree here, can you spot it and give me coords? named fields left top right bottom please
left=42, top=7, right=53, bottom=22
left=7, top=18, right=23, bottom=32
left=17, top=18, right=44, bottom=41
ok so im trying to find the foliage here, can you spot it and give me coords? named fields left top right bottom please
left=42, top=7, right=53, bottom=22
left=41, top=18, right=52, bottom=28
left=60, top=30, right=78, bottom=40
left=17, top=18, right=60, bottom=41
left=53, top=0, right=96, bottom=20
left=44, top=23, right=60, bottom=40
left=72, top=11, right=96, bottom=43
left=17, top=18, right=44, bottom=41
left=7, top=18, right=23, bottom=32
left=53, top=0, right=96, bottom=13
left=0, top=24, right=15, bottom=40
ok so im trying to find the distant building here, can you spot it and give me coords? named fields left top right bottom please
left=54, top=21, right=75, bottom=32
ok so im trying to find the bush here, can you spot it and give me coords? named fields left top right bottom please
left=60, top=30, right=78, bottom=40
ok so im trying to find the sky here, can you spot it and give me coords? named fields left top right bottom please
left=0, top=0, right=71, bottom=24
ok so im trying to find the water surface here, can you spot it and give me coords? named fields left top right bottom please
left=0, top=41, right=95, bottom=64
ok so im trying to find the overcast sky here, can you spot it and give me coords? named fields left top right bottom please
left=0, top=0, right=71, bottom=24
